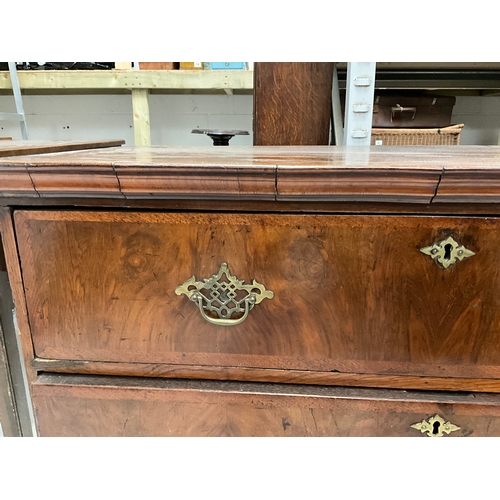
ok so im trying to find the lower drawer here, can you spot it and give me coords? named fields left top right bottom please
left=32, top=375, right=500, bottom=437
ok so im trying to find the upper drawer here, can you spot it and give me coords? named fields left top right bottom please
left=14, top=210, right=500, bottom=379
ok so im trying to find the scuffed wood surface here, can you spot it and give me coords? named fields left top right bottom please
left=32, top=374, right=500, bottom=436
left=2, top=146, right=500, bottom=203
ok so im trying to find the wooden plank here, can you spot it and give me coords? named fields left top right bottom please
left=114, top=62, right=132, bottom=70
left=131, top=89, right=151, bottom=147
left=0, top=70, right=253, bottom=92
left=0, top=139, right=125, bottom=158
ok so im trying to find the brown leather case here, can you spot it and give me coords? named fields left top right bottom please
left=372, top=93, right=456, bottom=128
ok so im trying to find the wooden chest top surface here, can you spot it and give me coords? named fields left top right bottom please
left=1, top=145, right=500, bottom=205
left=2, top=144, right=500, bottom=168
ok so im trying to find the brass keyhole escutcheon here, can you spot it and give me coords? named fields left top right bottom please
left=420, top=236, right=475, bottom=269
left=411, top=414, right=461, bottom=437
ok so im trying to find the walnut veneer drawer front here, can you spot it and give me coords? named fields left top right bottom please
left=14, top=210, right=500, bottom=382
left=31, top=375, right=500, bottom=436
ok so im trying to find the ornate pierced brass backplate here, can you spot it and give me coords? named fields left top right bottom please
left=410, top=414, right=461, bottom=437
left=175, top=263, right=274, bottom=326
left=420, top=236, right=475, bottom=269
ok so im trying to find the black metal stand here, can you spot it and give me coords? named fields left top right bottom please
left=192, top=129, right=249, bottom=146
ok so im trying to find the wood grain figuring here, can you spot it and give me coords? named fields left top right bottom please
left=31, top=375, right=500, bottom=436
left=0, top=140, right=125, bottom=158
left=253, top=63, right=334, bottom=146
left=0, top=209, right=36, bottom=386
left=15, top=210, right=500, bottom=381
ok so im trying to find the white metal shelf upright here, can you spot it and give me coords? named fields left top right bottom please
left=343, top=62, right=376, bottom=146
left=0, top=63, right=29, bottom=140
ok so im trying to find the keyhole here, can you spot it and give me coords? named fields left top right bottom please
left=432, top=421, right=441, bottom=435
left=444, top=244, right=453, bottom=261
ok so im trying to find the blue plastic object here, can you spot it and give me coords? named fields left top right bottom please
left=209, top=62, right=246, bottom=70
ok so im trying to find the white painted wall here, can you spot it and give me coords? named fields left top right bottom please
left=1, top=93, right=499, bottom=146
left=452, top=96, right=500, bottom=145
left=0, top=94, right=254, bottom=146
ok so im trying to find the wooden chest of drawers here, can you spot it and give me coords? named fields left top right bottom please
left=3, top=145, right=500, bottom=436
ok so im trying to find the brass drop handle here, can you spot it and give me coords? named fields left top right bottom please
left=175, top=263, right=274, bottom=326
left=190, top=292, right=256, bottom=326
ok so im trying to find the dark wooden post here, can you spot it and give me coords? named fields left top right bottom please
left=253, top=62, right=334, bottom=146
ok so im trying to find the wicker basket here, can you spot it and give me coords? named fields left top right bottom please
left=371, top=124, right=464, bottom=146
